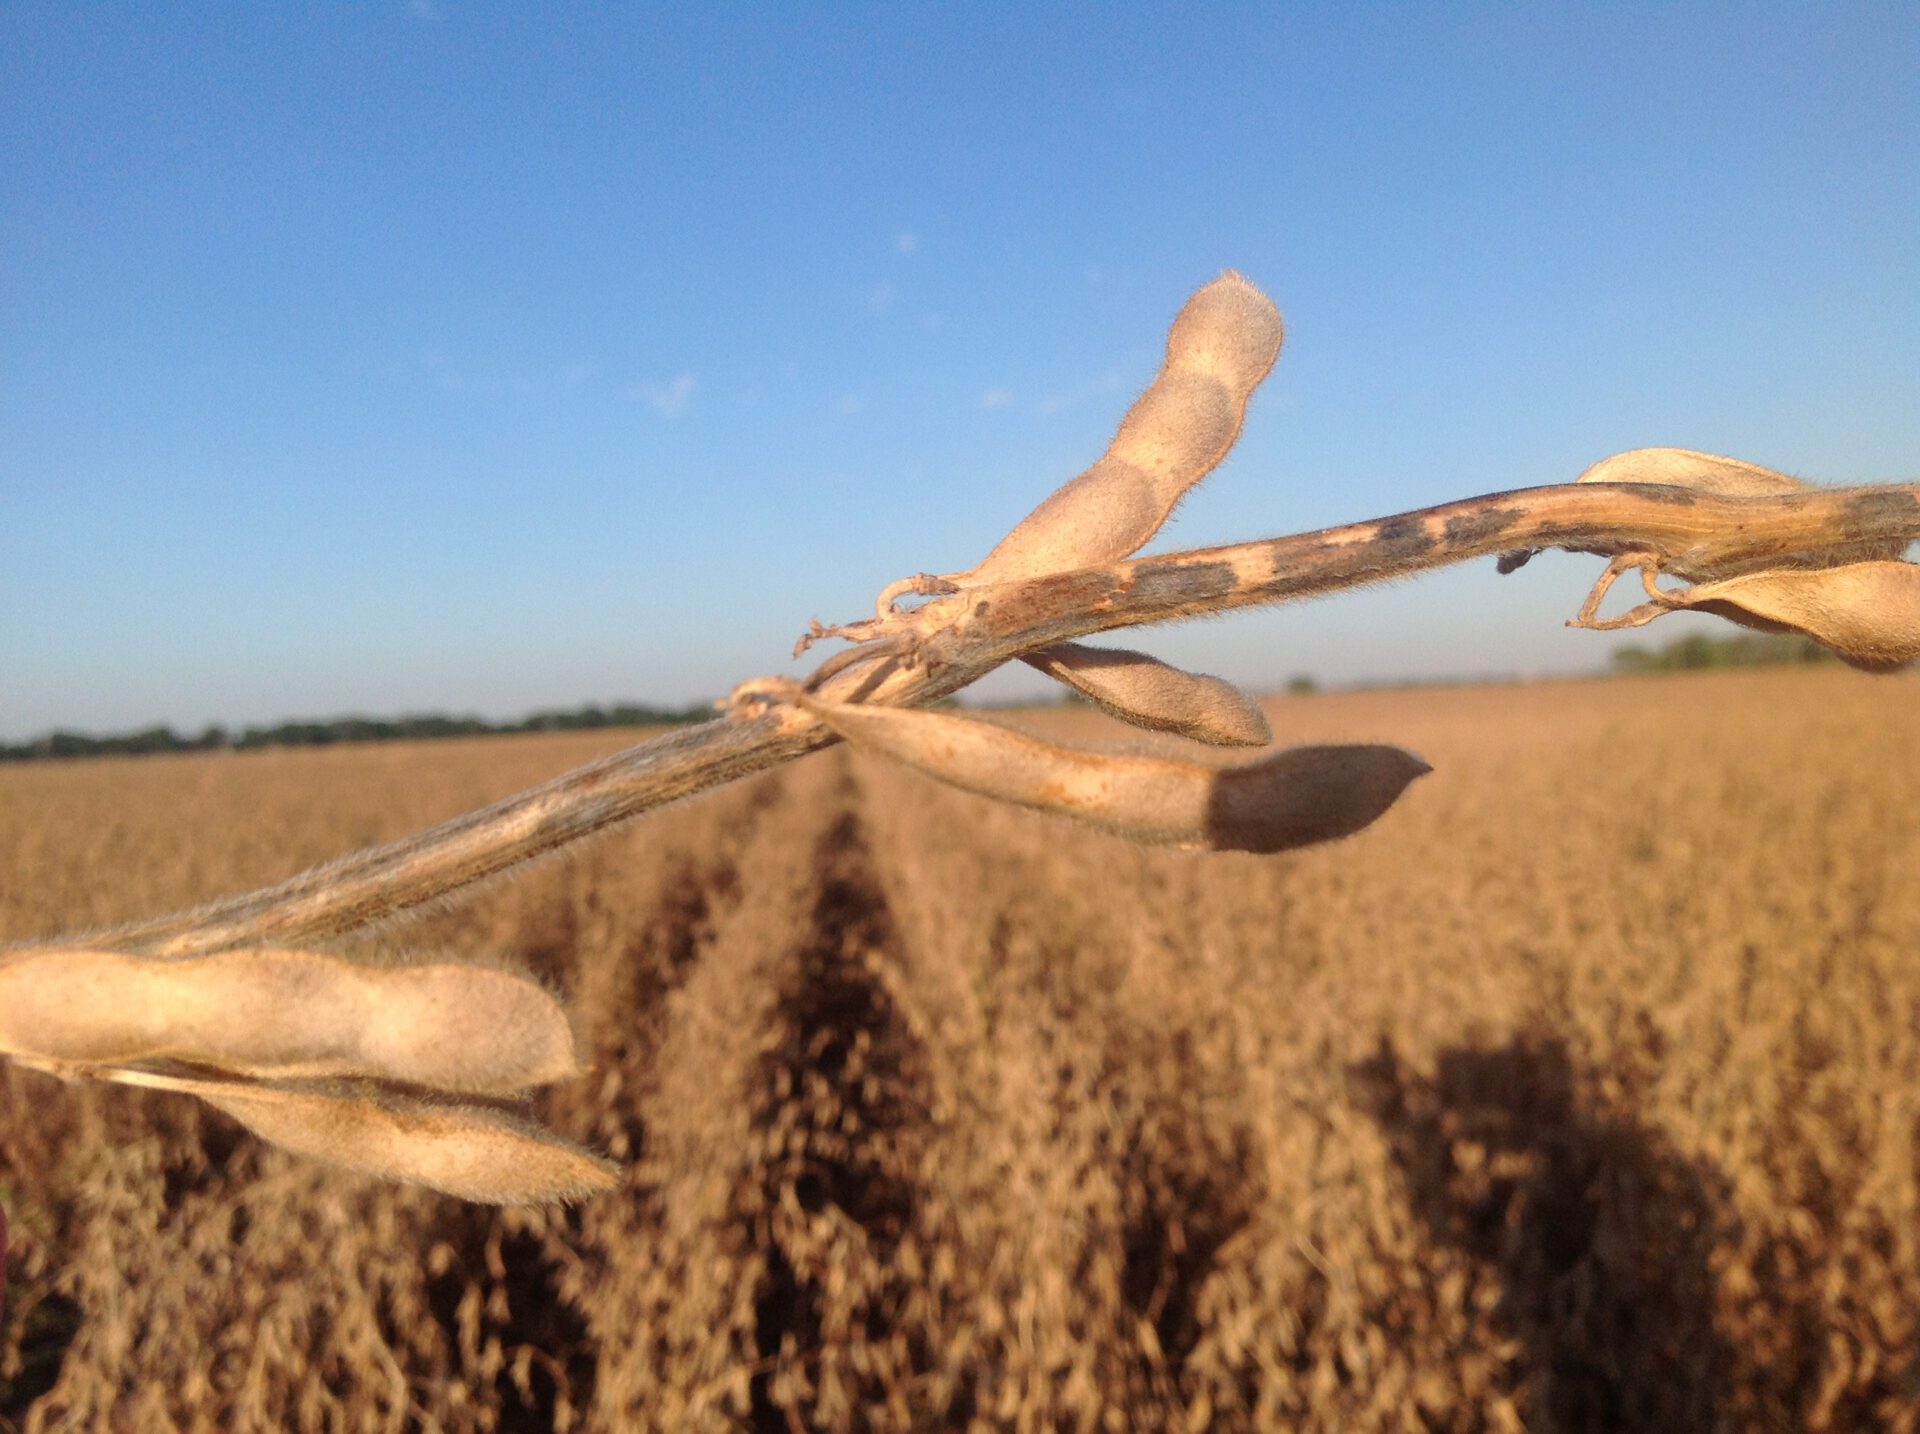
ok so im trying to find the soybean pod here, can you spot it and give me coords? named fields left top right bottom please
left=798, top=694, right=1426, bottom=854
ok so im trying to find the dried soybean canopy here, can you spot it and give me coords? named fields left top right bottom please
left=0, top=947, right=579, bottom=1094
left=958, top=271, right=1283, bottom=585
left=799, top=694, right=1426, bottom=854
left=1021, top=642, right=1272, bottom=747
left=1641, top=561, right=1920, bottom=673
left=105, top=1070, right=619, bottom=1204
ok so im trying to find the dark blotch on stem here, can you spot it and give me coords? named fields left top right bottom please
left=1840, top=488, right=1920, bottom=537
left=1280, top=540, right=1337, bottom=576
left=1616, top=483, right=1698, bottom=507
left=1370, top=514, right=1437, bottom=559
left=1444, top=506, right=1526, bottom=547
left=1129, top=559, right=1242, bottom=608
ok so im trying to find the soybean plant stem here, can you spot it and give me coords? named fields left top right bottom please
left=81, top=480, right=1920, bottom=959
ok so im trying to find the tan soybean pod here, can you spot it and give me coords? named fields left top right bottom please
left=108, top=1071, right=619, bottom=1204
left=1021, top=642, right=1272, bottom=746
left=0, top=947, right=579, bottom=1094
left=1660, top=561, right=1920, bottom=672
left=1572, top=446, right=1807, bottom=495
left=798, top=695, right=1426, bottom=853
left=957, top=271, right=1283, bottom=585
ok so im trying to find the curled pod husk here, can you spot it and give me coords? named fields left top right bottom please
left=1021, top=642, right=1271, bottom=746
left=1660, top=561, right=1920, bottom=672
left=1499, top=447, right=1907, bottom=576
left=959, top=271, right=1283, bottom=584
left=107, top=1071, right=620, bottom=1204
left=800, top=695, right=1426, bottom=853
left=0, top=947, right=579, bottom=1094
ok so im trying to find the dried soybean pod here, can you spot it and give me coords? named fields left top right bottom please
left=0, top=947, right=579, bottom=1094
left=105, top=1071, right=620, bottom=1203
left=957, top=272, right=1283, bottom=584
left=1021, top=642, right=1271, bottom=746
left=798, top=695, right=1425, bottom=852
left=1665, top=561, right=1920, bottom=672
left=1572, top=447, right=1807, bottom=495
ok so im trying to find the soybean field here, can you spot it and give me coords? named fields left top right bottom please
left=2, top=666, right=1917, bottom=1432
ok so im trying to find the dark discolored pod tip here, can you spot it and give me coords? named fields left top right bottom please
left=1201, top=744, right=1431, bottom=854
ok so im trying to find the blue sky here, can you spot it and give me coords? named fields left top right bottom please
left=4, top=4, right=1916, bottom=739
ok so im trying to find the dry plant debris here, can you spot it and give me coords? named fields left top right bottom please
left=4, top=269, right=1918, bottom=1217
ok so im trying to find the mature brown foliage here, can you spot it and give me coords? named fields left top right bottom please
left=4, top=671, right=1917, bottom=1432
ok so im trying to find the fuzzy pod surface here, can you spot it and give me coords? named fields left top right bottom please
left=959, top=271, right=1283, bottom=585
left=0, top=947, right=580, bottom=1094
left=177, top=1077, right=620, bottom=1203
left=801, top=696, right=1427, bottom=853
left=1022, top=642, right=1271, bottom=747
left=1661, top=561, right=1920, bottom=672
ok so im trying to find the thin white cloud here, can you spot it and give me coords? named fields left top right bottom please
left=865, top=280, right=897, bottom=314
left=895, top=230, right=919, bottom=257
left=1036, top=370, right=1126, bottom=416
left=979, top=386, right=1015, bottom=411
left=837, top=393, right=865, bottom=415
left=636, top=373, right=696, bottom=418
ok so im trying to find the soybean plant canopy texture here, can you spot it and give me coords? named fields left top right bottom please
left=3, top=668, right=1918, bottom=1431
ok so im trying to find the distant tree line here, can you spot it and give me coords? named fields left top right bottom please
left=0, top=702, right=713, bottom=763
left=8, top=638, right=1846, bottom=761
left=1611, top=631, right=1839, bottom=674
